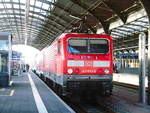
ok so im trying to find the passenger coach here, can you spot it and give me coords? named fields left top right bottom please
left=36, top=33, right=113, bottom=96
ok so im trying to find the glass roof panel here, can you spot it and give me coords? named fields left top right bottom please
left=35, top=1, right=42, bottom=7
left=30, top=0, right=35, bottom=5
left=4, top=0, right=11, bottom=2
left=39, top=16, right=45, bottom=20
left=7, top=9, right=14, bottom=13
left=0, top=5, right=4, bottom=8
left=13, top=0, right=18, bottom=2
left=3, top=15, right=7, bottom=18
left=20, top=4, right=25, bottom=10
left=5, top=4, right=12, bottom=8
left=33, top=14, right=39, bottom=18
left=111, top=15, right=149, bottom=39
left=41, top=10, right=47, bottom=15
left=20, top=0, right=25, bottom=4
left=14, top=10, right=20, bottom=13
left=14, top=4, right=19, bottom=9
left=34, top=8, right=41, bottom=13
left=30, top=7, right=34, bottom=11
left=9, top=15, right=14, bottom=17
left=0, top=0, right=147, bottom=48
left=42, top=3, right=49, bottom=10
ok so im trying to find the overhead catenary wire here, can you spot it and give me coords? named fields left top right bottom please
left=40, top=0, right=103, bottom=47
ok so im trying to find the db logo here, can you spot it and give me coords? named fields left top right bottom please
left=85, top=61, right=93, bottom=66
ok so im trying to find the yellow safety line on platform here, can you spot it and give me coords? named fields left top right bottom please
left=0, top=89, right=15, bottom=96
left=0, top=88, right=5, bottom=91
left=10, top=90, right=15, bottom=96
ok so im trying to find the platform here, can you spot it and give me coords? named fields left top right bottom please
left=0, top=71, right=75, bottom=113
left=113, top=68, right=148, bottom=87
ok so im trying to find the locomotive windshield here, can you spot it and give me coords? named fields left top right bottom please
left=68, top=38, right=109, bottom=54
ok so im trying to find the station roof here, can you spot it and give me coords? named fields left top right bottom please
left=0, top=0, right=149, bottom=51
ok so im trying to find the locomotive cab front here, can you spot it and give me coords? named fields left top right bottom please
left=63, top=34, right=113, bottom=96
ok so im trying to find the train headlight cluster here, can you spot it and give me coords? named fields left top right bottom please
left=104, top=69, right=109, bottom=74
left=67, top=69, right=73, bottom=74
left=67, top=68, right=80, bottom=74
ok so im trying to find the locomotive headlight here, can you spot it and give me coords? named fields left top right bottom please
left=67, top=69, right=73, bottom=74
left=104, top=69, right=109, bottom=74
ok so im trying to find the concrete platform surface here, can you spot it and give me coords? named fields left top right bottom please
left=113, top=73, right=148, bottom=87
left=0, top=72, right=75, bottom=113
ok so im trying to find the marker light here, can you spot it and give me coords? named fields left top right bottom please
left=67, top=69, right=73, bottom=74
left=104, top=69, right=109, bottom=74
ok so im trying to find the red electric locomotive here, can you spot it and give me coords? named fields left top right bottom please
left=37, top=33, right=113, bottom=96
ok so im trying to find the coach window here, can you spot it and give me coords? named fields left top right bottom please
left=58, top=40, right=61, bottom=54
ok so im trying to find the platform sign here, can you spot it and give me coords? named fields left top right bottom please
left=12, top=56, right=21, bottom=60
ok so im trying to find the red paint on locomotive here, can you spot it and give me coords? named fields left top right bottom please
left=36, top=33, right=113, bottom=95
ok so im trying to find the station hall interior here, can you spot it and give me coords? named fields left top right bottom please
left=0, top=0, right=150, bottom=113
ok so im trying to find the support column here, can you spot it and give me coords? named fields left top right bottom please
left=147, top=29, right=150, bottom=105
left=139, top=32, right=146, bottom=104
left=140, top=0, right=150, bottom=105
left=25, top=0, right=30, bottom=45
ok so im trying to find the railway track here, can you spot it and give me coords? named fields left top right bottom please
left=35, top=72, right=136, bottom=113
left=113, top=81, right=139, bottom=90
left=69, top=81, right=148, bottom=113
left=113, top=81, right=148, bottom=91
left=63, top=93, right=129, bottom=113
left=68, top=101, right=116, bottom=113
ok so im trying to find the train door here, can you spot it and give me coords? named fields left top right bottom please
left=56, top=40, right=61, bottom=74
left=52, top=40, right=61, bottom=89
left=55, top=40, right=64, bottom=86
